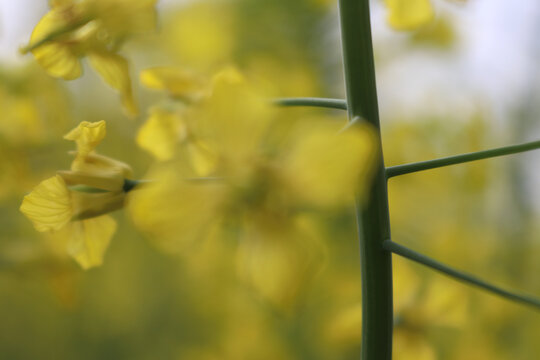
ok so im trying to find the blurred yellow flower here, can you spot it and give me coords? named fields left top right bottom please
left=20, top=121, right=132, bottom=269
left=0, top=64, right=70, bottom=145
left=21, top=0, right=157, bottom=116
left=140, top=67, right=209, bottom=101
left=160, top=3, right=235, bottom=70
left=385, top=0, right=435, bottom=31
left=130, top=70, right=376, bottom=308
left=324, top=258, right=468, bottom=358
left=136, top=67, right=231, bottom=172
left=393, top=259, right=469, bottom=360
left=136, top=106, right=217, bottom=175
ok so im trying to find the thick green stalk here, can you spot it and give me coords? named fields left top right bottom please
left=338, top=1, right=393, bottom=359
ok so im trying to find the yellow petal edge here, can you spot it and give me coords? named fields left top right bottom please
left=20, top=175, right=72, bottom=232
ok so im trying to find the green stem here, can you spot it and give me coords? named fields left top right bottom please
left=123, top=177, right=221, bottom=192
left=273, top=97, right=347, bottom=110
left=123, top=179, right=152, bottom=192
left=386, top=139, right=540, bottom=179
left=383, top=241, right=540, bottom=310
left=338, top=1, right=393, bottom=359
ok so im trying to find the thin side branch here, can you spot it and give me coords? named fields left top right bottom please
left=383, top=240, right=540, bottom=310
left=273, top=97, right=347, bottom=110
left=386, top=139, right=540, bottom=179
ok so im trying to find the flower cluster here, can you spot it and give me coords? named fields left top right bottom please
left=129, top=69, right=377, bottom=308
left=21, top=0, right=158, bottom=116
left=20, top=121, right=131, bottom=269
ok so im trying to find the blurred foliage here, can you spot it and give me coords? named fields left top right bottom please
left=0, top=0, right=539, bottom=359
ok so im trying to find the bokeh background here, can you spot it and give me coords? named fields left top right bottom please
left=1, top=0, right=539, bottom=359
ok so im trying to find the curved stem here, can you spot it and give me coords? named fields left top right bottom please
left=383, top=240, right=540, bottom=310
left=338, top=1, right=393, bottom=359
left=386, top=139, right=540, bottom=179
left=273, top=97, right=347, bottom=110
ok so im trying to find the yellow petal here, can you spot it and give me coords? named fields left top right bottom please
left=27, top=8, right=83, bottom=80
left=140, top=67, right=208, bottom=99
left=69, top=152, right=134, bottom=180
left=186, top=139, right=217, bottom=177
left=49, top=0, right=75, bottom=8
left=88, top=0, right=157, bottom=37
left=196, top=69, right=272, bottom=170
left=128, top=163, right=226, bottom=253
left=386, top=0, right=435, bottom=31
left=64, top=120, right=107, bottom=160
left=62, top=215, right=116, bottom=269
left=283, top=121, right=377, bottom=208
left=136, top=108, right=185, bottom=161
left=28, top=7, right=69, bottom=45
left=237, top=217, right=324, bottom=310
left=71, top=190, right=125, bottom=220
left=32, top=43, right=82, bottom=80
left=88, top=51, right=137, bottom=116
left=20, top=175, right=72, bottom=232
left=58, top=169, right=125, bottom=192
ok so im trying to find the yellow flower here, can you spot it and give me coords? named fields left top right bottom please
left=21, top=0, right=157, bottom=116
left=20, top=121, right=132, bottom=269
left=136, top=67, right=230, bottom=173
left=385, top=0, right=435, bottom=31
left=140, top=67, right=209, bottom=101
left=130, top=70, right=377, bottom=308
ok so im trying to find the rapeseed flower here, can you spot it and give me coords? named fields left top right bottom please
left=21, top=0, right=158, bottom=116
left=136, top=66, right=224, bottom=172
left=130, top=69, right=377, bottom=308
left=20, top=121, right=132, bottom=269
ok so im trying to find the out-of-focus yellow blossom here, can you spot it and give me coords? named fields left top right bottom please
left=130, top=70, right=376, bottom=308
left=136, top=107, right=185, bottom=162
left=136, top=106, right=217, bottom=175
left=136, top=67, right=235, bottom=173
left=324, top=258, right=468, bottom=358
left=245, top=56, right=321, bottom=98
left=21, top=0, right=157, bottom=116
left=411, top=17, right=456, bottom=48
left=393, top=260, right=469, bottom=360
left=160, top=3, right=235, bottom=70
left=237, top=216, right=324, bottom=309
left=140, top=67, right=209, bottom=101
left=325, top=303, right=363, bottom=347
left=0, top=64, right=70, bottom=144
left=385, top=0, right=435, bottom=31
left=20, top=121, right=133, bottom=269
